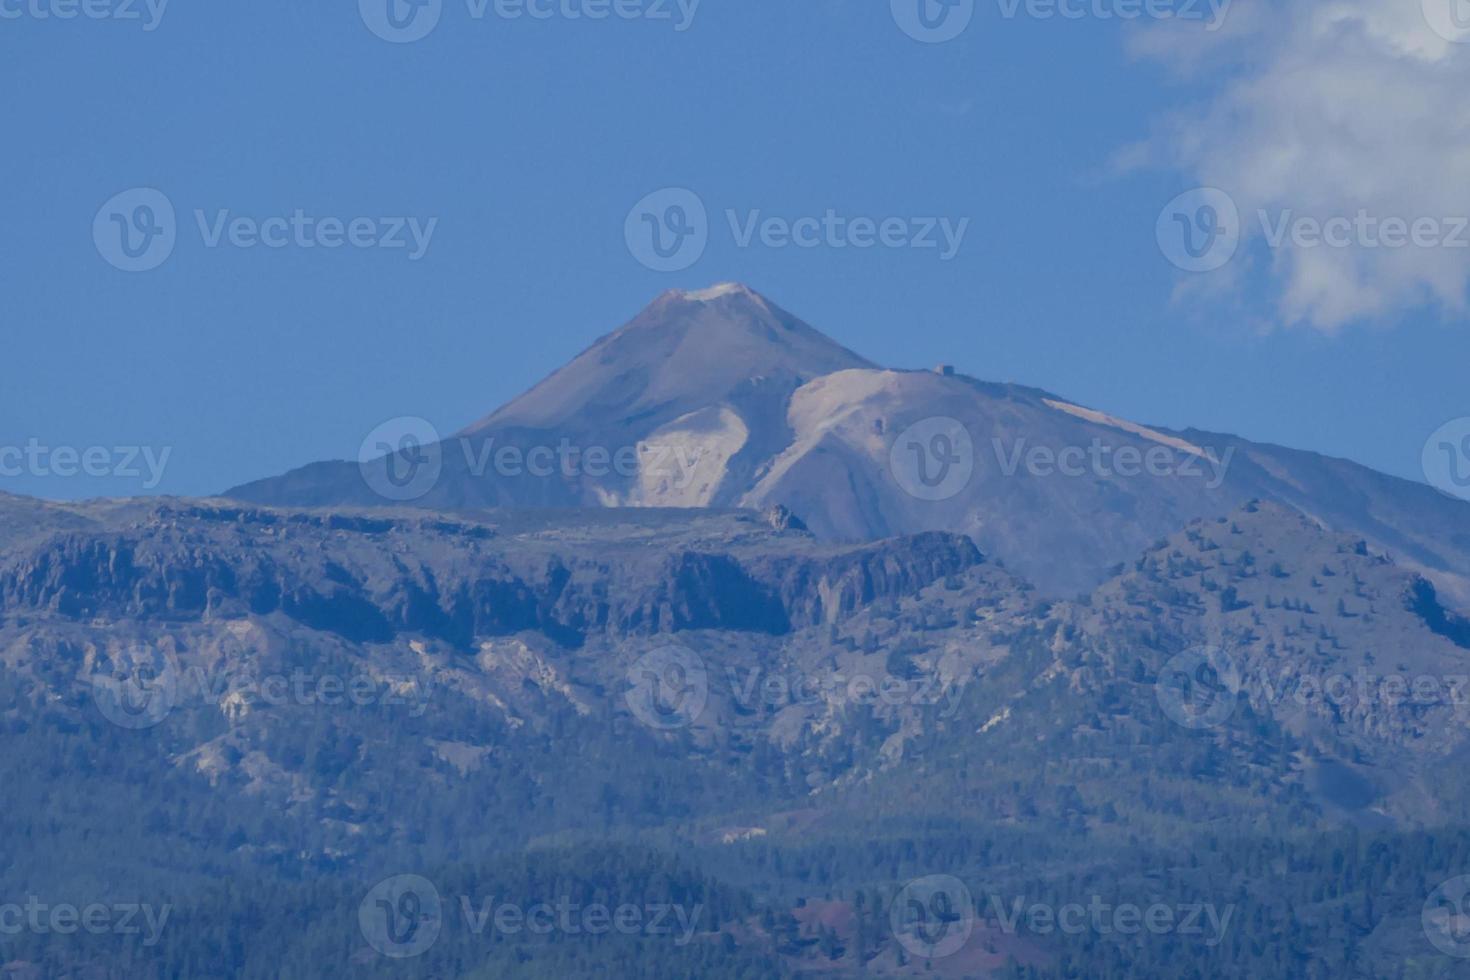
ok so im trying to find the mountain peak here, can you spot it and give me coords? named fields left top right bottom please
left=227, top=285, right=1470, bottom=612
left=641, top=281, right=773, bottom=320
left=671, top=281, right=761, bottom=303
left=464, top=285, right=873, bottom=435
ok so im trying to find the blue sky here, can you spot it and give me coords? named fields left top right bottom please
left=2, top=0, right=1467, bottom=499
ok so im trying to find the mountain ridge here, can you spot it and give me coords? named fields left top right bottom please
left=225, top=283, right=1470, bottom=605
left=4, top=487, right=1469, bottom=976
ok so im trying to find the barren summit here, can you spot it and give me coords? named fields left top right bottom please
left=461, top=283, right=875, bottom=436
left=229, top=285, right=1470, bottom=602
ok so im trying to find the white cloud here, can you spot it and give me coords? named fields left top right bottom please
left=1129, top=0, right=1470, bottom=331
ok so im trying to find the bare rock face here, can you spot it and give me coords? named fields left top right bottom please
left=0, top=501, right=982, bottom=646
left=760, top=504, right=806, bottom=533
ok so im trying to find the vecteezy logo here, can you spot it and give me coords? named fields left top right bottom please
left=1424, top=876, right=1470, bottom=957
left=360, top=875, right=443, bottom=959
left=1155, top=645, right=1241, bottom=730
left=359, top=417, right=443, bottom=502
left=889, top=416, right=975, bottom=502
left=891, top=0, right=974, bottom=43
left=890, top=875, right=975, bottom=960
left=359, top=0, right=442, bottom=43
left=1424, top=418, right=1470, bottom=503
left=624, top=644, right=708, bottom=730
left=90, top=645, right=178, bottom=730
left=1423, top=0, right=1470, bottom=43
left=624, top=188, right=708, bottom=273
left=1156, top=187, right=1241, bottom=273
left=93, top=188, right=176, bottom=273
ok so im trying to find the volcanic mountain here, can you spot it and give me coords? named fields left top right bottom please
left=227, top=283, right=1470, bottom=602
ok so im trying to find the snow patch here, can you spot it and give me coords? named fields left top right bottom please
left=1043, top=399, right=1214, bottom=460
left=682, top=282, right=756, bottom=303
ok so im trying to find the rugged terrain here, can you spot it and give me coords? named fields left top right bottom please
left=229, top=284, right=1470, bottom=603
left=7, top=286, right=1470, bottom=977
left=3, top=489, right=1470, bottom=976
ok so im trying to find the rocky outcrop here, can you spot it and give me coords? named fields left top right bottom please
left=0, top=503, right=982, bottom=647
left=749, top=532, right=982, bottom=625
